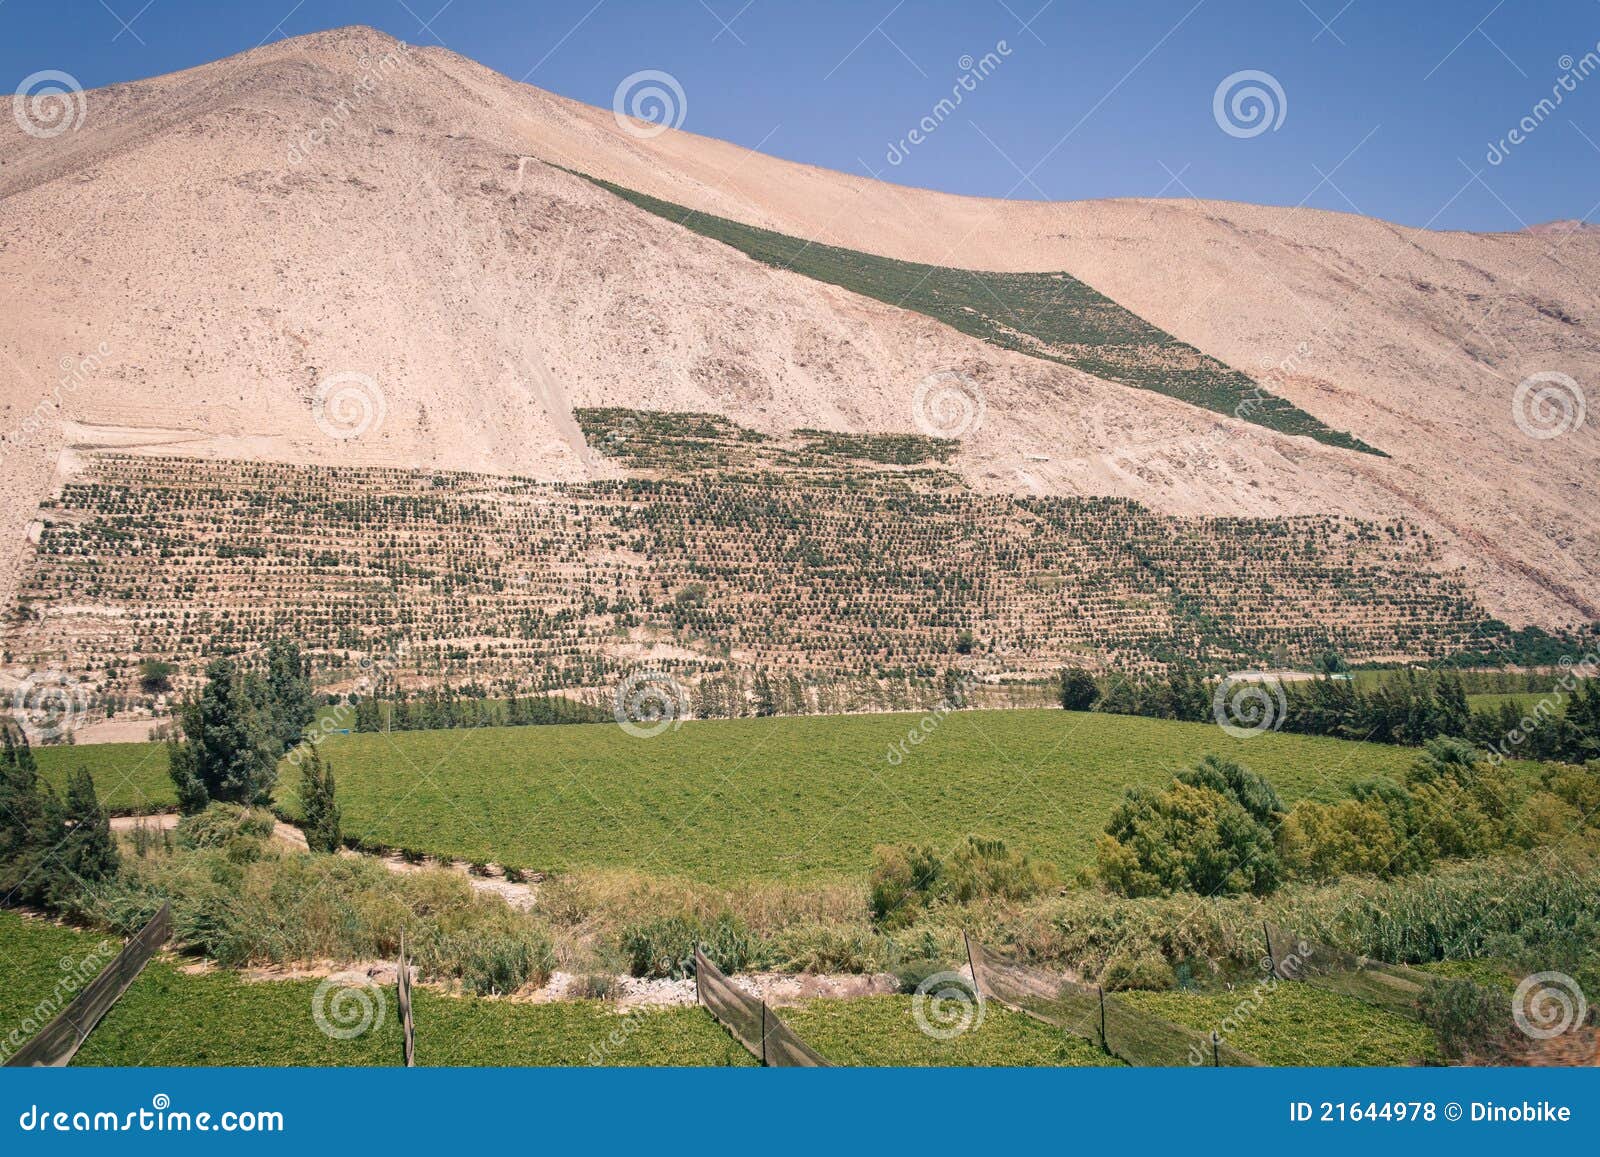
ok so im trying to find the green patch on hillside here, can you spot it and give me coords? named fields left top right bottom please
left=577, top=172, right=1381, bottom=455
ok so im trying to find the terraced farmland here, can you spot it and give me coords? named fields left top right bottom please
left=13, top=427, right=1494, bottom=704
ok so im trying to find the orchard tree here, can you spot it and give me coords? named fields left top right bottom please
left=263, top=639, right=315, bottom=754
left=1058, top=667, right=1100, bottom=712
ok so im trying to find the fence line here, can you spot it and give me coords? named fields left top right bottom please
left=966, top=935, right=1261, bottom=1067
left=397, top=933, right=415, bottom=1068
left=5, top=903, right=172, bottom=1068
left=1263, top=922, right=1429, bottom=1019
left=693, top=948, right=831, bottom=1067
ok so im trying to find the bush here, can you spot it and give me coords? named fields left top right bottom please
left=868, top=843, right=943, bottom=928
left=90, top=832, right=561, bottom=984
left=1059, top=668, right=1100, bottom=712
left=1097, top=779, right=1280, bottom=898
left=1098, top=950, right=1176, bottom=992
left=619, top=912, right=752, bottom=978
left=1419, top=978, right=1506, bottom=1059
left=176, top=804, right=276, bottom=858
left=418, top=925, right=555, bottom=995
left=570, top=974, right=617, bottom=1000
left=767, top=923, right=880, bottom=973
left=892, top=957, right=972, bottom=996
left=870, top=837, right=1056, bottom=927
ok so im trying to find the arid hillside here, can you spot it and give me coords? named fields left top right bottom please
left=1, top=24, right=1594, bottom=654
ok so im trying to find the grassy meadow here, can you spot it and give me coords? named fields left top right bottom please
left=36, top=709, right=1420, bottom=883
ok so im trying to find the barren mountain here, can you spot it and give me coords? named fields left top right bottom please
left=1, top=24, right=1595, bottom=651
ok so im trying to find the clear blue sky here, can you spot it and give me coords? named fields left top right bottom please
left=7, top=0, right=1600, bottom=231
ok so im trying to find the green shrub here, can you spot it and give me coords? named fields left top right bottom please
left=1098, top=950, right=1176, bottom=992
left=620, top=913, right=752, bottom=978
left=767, top=923, right=880, bottom=973
left=1059, top=668, right=1099, bottom=712
left=892, top=957, right=971, bottom=996
left=1418, top=978, right=1507, bottom=1059
left=176, top=804, right=276, bottom=852
left=418, top=925, right=555, bottom=995
left=570, top=973, right=617, bottom=1000
left=870, top=837, right=1056, bottom=927
left=1097, top=779, right=1280, bottom=898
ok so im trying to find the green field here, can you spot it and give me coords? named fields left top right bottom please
left=783, top=995, right=1116, bottom=1066
left=38, top=710, right=1417, bottom=882
left=32, top=741, right=171, bottom=814
left=0, top=914, right=1440, bottom=1066
left=78, top=967, right=753, bottom=1067
left=0, top=912, right=123, bottom=1062
left=1466, top=692, right=1532, bottom=711
left=1120, top=986, right=1437, bottom=1066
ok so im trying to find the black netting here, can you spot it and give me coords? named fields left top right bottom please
left=968, top=937, right=1261, bottom=1067
left=6, top=903, right=172, bottom=1068
left=1264, top=922, right=1428, bottom=1019
left=398, top=937, right=416, bottom=1068
left=694, top=948, right=830, bottom=1066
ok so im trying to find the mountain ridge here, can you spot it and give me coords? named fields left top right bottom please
left=1, top=24, right=1595, bottom=641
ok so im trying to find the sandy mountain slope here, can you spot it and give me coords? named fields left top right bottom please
left=0, top=25, right=1594, bottom=631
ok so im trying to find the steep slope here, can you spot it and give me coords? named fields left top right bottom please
left=0, top=25, right=1594, bottom=637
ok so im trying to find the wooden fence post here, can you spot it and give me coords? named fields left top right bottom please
left=1097, top=984, right=1109, bottom=1054
left=397, top=932, right=415, bottom=1068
